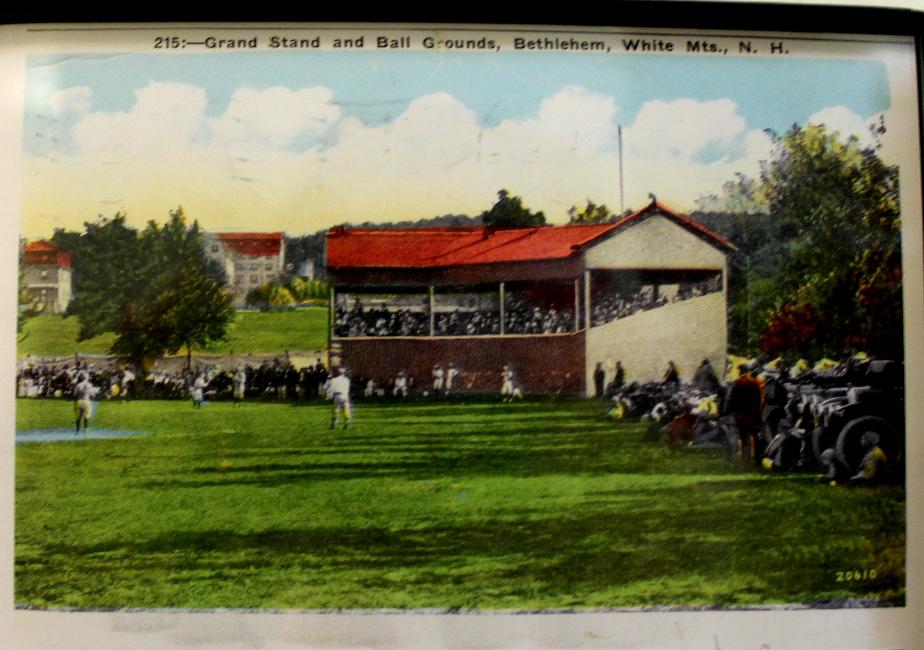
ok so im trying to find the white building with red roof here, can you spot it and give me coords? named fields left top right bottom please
left=326, top=200, right=735, bottom=396
left=203, top=232, right=286, bottom=307
left=22, top=241, right=72, bottom=314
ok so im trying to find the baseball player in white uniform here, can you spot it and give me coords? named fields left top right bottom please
left=326, top=367, right=352, bottom=429
left=73, top=373, right=97, bottom=434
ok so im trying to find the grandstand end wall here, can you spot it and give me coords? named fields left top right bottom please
left=335, top=334, right=586, bottom=396
left=585, top=215, right=728, bottom=270
left=584, top=292, right=728, bottom=393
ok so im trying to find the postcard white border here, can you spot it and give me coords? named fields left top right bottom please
left=1, top=20, right=922, bottom=649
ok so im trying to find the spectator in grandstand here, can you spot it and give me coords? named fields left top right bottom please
left=432, top=365, right=445, bottom=393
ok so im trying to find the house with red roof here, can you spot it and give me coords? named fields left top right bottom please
left=326, top=200, right=735, bottom=396
left=203, top=232, right=286, bottom=307
left=22, top=241, right=72, bottom=314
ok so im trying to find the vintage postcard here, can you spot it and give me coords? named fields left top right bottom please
left=1, top=17, right=923, bottom=649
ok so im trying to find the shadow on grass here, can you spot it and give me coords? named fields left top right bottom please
left=20, top=482, right=905, bottom=607
left=140, top=436, right=743, bottom=488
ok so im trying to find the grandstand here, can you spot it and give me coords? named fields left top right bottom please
left=326, top=200, right=735, bottom=396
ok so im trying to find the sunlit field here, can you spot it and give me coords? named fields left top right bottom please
left=15, top=398, right=904, bottom=610
left=17, top=307, right=328, bottom=357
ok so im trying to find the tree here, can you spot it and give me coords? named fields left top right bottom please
left=694, top=172, right=767, bottom=215
left=247, top=282, right=296, bottom=309
left=67, top=208, right=234, bottom=368
left=567, top=199, right=611, bottom=224
left=479, top=189, right=546, bottom=228
left=60, top=212, right=146, bottom=341
left=753, top=123, right=901, bottom=358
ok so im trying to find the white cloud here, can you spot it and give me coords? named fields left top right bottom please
left=619, top=98, right=772, bottom=210
left=26, top=83, right=783, bottom=234
left=49, top=86, right=92, bottom=115
left=486, top=85, right=618, bottom=160
left=807, top=105, right=887, bottom=150
left=209, top=86, right=341, bottom=147
left=72, top=82, right=207, bottom=156
left=626, top=98, right=746, bottom=159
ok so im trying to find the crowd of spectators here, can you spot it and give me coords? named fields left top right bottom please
left=504, top=298, right=575, bottom=334
left=16, top=356, right=332, bottom=402
left=334, top=295, right=576, bottom=337
left=591, top=276, right=722, bottom=327
left=334, top=303, right=429, bottom=337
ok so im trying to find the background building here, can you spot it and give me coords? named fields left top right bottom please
left=204, top=232, right=286, bottom=307
left=327, top=201, right=735, bottom=396
left=22, top=240, right=72, bottom=314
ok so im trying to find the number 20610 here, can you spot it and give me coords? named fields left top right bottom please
left=836, top=569, right=877, bottom=582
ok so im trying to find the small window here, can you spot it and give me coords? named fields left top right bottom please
left=265, top=263, right=273, bottom=271
left=250, top=275, right=258, bottom=283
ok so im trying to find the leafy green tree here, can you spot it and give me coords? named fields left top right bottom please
left=67, top=208, right=234, bottom=368
left=755, top=123, right=901, bottom=358
left=694, top=173, right=767, bottom=215
left=247, top=283, right=296, bottom=309
left=567, top=199, right=611, bottom=224
left=60, top=212, right=145, bottom=341
left=479, top=189, right=546, bottom=228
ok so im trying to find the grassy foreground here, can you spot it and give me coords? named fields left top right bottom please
left=17, top=307, right=329, bottom=357
left=15, top=398, right=904, bottom=610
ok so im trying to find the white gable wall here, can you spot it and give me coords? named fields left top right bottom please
left=585, top=215, right=726, bottom=270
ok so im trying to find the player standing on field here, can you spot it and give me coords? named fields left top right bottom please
left=73, top=372, right=97, bottom=434
left=326, top=367, right=353, bottom=429
left=501, top=364, right=523, bottom=402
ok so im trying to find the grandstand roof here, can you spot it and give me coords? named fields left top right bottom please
left=23, top=240, right=71, bottom=269
left=216, top=232, right=284, bottom=257
left=327, top=201, right=733, bottom=269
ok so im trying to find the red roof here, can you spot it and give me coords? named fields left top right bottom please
left=217, top=232, right=283, bottom=257
left=23, top=241, right=71, bottom=269
left=327, top=201, right=733, bottom=269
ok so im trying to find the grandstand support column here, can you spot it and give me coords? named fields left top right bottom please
left=429, top=286, right=435, bottom=336
left=328, top=284, right=334, bottom=340
left=499, top=282, right=506, bottom=335
left=573, top=278, right=579, bottom=332
left=583, top=270, right=591, bottom=330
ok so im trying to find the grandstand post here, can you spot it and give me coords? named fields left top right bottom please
left=328, top=284, right=334, bottom=341
left=583, top=270, right=591, bottom=331
left=573, top=278, right=580, bottom=332
left=428, top=286, right=435, bottom=336
left=499, top=282, right=506, bottom=335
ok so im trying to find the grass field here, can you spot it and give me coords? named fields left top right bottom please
left=15, top=398, right=905, bottom=610
left=16, top=307, right=329, bottom=357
